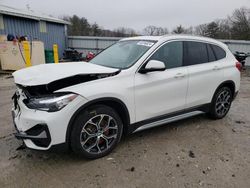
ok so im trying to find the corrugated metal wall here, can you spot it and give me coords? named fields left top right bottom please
left=68, top=36, right=121, bottom=55
left=68, top=36, right=250, bottom=65
left=0, top=15, right=66, bottom=57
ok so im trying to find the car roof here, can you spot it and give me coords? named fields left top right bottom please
left=121, top=36, right=162, bottom=41
left=121, top=34, right=227, bottom=48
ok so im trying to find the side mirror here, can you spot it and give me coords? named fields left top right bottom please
left=139, top=60, right=166, bottom=74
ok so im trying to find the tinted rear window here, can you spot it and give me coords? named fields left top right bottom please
left=207, top=44, right=216, bottom=62
left=211, top=44, right=226, bottom=60
left=184, top=41, right=208, bottom=66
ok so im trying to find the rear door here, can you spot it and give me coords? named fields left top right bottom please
left=184, top=41, right=225, bottom=108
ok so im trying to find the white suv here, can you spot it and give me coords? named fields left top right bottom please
left=12, top=35, right=241, bottom=159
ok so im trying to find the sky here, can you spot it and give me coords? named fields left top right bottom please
left=1, top=0, right=250, bottom=32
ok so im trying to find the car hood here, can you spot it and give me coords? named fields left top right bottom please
left=13, top=62, right=119, bottom=86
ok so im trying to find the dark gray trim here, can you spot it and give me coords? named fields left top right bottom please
left=129, top=104, right=210, bottom=133
left=128, top=104, right=210, bottom=133
left=14, top=123, right=51, bottom=148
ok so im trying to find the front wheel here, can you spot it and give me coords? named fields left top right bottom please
left=70, top=105, right=123, bottom=159
left=209, top=87, right=233, bottom=119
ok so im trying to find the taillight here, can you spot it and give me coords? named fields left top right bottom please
left=236, top=62, right=242, bottom=72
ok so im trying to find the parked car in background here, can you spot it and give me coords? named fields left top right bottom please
left=61, top=48, right=96, bottom=62
left=62, top=48, right=85, bottom=62
left=234, top=51, right=248, bottom=69
left=12, top=35, right=240, bottom=159
left=85, top=51, right=95, bottom=61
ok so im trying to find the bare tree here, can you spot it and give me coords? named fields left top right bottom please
left=124, top=28, right=138, bottom=36
left=195, top=20, right=231, bottom=39
left=112, top=27, right=137, bottom=37
left=143, top=26, right=168, bottom=36
left=229, top=7, right=250, bottom=40
left=195, top=24, right=208, bottom=36
left=184, top=27, right=194, bottom=34
left=155, top=27, right=169, bottom=35
left=217, top=19, right=232, bottom=39
left=143, top=25, right=158, bottom=35
left=62, top=7, right=250, bottom=40
left=172, top=25, right=185, bottom=34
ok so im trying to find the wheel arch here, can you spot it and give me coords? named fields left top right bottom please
left=212, top=80, right=236, bottom=102
left=66, top=97, right=131, bottom=148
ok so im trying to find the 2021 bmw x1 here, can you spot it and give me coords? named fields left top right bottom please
left=12, top=35, right=241, bottom=159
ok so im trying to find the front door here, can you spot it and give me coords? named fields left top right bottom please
left=134, top=41, right=188, bottom=122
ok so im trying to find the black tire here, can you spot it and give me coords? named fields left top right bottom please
left=70, top=105, right=123, bottom=159
left=209, top=87, right=233, bottom=119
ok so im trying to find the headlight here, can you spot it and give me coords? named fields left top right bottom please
left=24, top=93, right=78, bottom=112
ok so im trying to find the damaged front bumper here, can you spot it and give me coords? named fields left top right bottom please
left=11, top=88, right=88, bottom=150
left=14, top=124, right=51, bottom=148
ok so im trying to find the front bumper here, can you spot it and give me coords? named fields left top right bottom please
left=12, top=92, right=88, bottom=150
left=14, top=123, right=51, bottom=148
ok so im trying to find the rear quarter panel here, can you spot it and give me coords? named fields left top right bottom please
left=223, top=50, right=241, bottom=92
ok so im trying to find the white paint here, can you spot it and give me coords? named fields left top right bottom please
left=12, top=62, right=118, bottom=86
left=137, top=41, right=154, bottom=47
left=12, top=35, right=241, bottom=151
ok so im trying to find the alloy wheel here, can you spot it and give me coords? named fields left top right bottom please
left=215, top=89, right=231, bottom=117
left=80, top=114, right=118, bottom=154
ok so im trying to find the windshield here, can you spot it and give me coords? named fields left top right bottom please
left=90, top=40, right=156, bottom=69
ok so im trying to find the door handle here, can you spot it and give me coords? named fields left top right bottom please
left=174, top=73, right=185, bottom=78
left=213, top=66, right=220, bottom=70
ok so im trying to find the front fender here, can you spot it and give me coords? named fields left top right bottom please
left=56, top=74, right=135, bottom=124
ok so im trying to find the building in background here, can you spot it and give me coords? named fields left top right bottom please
left=0, top=4, right=69, bottom=57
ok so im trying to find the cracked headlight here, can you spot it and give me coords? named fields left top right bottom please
left=24, top=93, right=78, bottom=112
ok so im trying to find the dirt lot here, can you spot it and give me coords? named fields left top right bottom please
left=0, top=70, right=250, bottom=188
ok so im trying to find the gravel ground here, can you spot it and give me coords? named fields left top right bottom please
left=0, top=69, right=250, bottom=188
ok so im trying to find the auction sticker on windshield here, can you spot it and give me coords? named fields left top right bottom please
left=137, top=41, right=154, bottom=47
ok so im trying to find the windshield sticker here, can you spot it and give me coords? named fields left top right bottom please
left=137, top=41, right=154, bottom=47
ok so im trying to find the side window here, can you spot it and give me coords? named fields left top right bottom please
left=184, top=41, right=208, bottom=66
left=39, top=21, right=47, bottom=33
left=206, top=44, right=216, bottom=62
left=211, top=44, right=226, bottom=60
left=0, top=14, right=4, bottom=30
left=150, top=41, right=183, bottom=69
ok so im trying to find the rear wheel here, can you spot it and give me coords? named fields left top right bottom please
left=70, top=105, right=123, bottom=159
left=209, top=87, right=233, bottom=119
